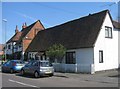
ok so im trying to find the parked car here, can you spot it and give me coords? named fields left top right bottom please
left=2, top=60, right=25, bottom=73
left=21, top=60, right=54, bottom=78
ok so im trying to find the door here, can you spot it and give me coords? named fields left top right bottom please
left=28, top=61, right=39, bottom=74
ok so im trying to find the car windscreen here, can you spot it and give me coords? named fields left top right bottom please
left=40, top=62, right=52, bottom=67
left=14, top=61, right=24, bottom=64
left=25, top=61, right=34, bottom=66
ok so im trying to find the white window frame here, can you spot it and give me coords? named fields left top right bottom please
left=105, top=26, right=112, bottom=38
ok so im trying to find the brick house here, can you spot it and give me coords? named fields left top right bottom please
left=0, top=44, right=4, bottom=60
left=6, top=20, right=44, bottom=60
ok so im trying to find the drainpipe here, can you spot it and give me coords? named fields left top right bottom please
left=75, top=64, right=77, bottom=73
left=22, top=51, right=24, bottom=61
left=91, top=64, right=95, bottom=74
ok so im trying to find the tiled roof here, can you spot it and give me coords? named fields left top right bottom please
left=7, top=20, right=44, bottom=44
left=113, top=20, right=120, bottom=29
left=26, top=10, right=109, bottom=52
left=7, top=32, right=22, bottom=43
left=16, top=21, right=37, bottom=44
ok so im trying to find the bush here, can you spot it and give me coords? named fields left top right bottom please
left=46, top=44, right=66, bottom=63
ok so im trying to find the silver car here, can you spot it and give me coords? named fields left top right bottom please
left=21, top=60, right=54, bottom=78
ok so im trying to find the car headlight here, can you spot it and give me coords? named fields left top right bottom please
left=40, top=69, right=43, bottom=72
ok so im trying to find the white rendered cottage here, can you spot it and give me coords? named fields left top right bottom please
left=26, top=10, right=120, bottom=74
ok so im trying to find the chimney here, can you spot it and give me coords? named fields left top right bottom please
left=25, top=22, right=27, bottom=27
left=22, top=23, right=25, bottom=29
left=22, top=22, right=27, bottom=29
left=15, top=25, right=19, bottom=33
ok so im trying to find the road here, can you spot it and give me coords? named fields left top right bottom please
left=0, top=70, right=119, bottom=88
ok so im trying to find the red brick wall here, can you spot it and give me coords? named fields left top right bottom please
left=23, top=21, right=44, bottom=52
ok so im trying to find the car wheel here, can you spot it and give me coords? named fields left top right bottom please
left=34, top=71, right=39, bottom=78
left=10, top=69, right=14, bottom=74
left=21, top=69, right=24, bottom=75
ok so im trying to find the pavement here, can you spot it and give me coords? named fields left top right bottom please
left=54, top=70, right=119, bottom=84
left=0, top=69, right=119, bottom=87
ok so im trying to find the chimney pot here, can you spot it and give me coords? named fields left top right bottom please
left=22, top=23, right=27, bottom=29
left=25, top=22, right=27, bottom=27
left=15, top=25, right=19, bottom=33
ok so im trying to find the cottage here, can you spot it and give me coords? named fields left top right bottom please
left=6, top=20, right=44, bottom=60
left=26, top=10, right=120, bottom=74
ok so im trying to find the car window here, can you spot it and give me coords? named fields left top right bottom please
left=5, top=61, right=11, bottom=65
left=40, top=62, right=50, bottom=67
left=32, top=62, right=39, bottom=66
left=16, top=61, right=24, bottom=64
left=26, top=61, right=34, bottom=66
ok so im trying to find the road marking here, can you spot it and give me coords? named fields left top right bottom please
left=8, top=79, right=38, bottom=88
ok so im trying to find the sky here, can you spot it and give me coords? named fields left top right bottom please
left=0, top=2, right=119, bottom=44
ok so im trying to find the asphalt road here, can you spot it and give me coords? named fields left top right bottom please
left=0, top=70, right=119, bottom=88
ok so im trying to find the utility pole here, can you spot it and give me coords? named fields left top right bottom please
left=2, top=19, right=7, bottom=61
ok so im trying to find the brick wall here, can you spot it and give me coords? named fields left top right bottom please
left=22, top=21, right=44, bottom=52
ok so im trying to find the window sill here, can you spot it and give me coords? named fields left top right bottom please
left=105, top=37, right=112, bottom=39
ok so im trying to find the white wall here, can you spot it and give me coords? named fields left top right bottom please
left=118, top=30, right=120, bottom=68
left=76, top=48, right=94, bottom=73
left=76, top=48, right=94, bottom=65
left=53, top=48, right=94, bottom=74
left=94, top=13, right=118, bottom=72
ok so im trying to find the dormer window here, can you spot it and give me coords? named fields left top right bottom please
left=105, top=26, right=112, bottom=38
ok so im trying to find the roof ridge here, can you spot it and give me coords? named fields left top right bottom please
left=44, top=9, right=109, bottom=30
left=21, top=20, right=39, bottom=32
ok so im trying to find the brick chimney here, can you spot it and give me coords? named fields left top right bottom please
left=15, top=25, right=19, bottom=34
left=22, top=22, right=27, bottom=29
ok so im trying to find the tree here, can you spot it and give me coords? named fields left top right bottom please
left=46, top=44, right=66, bottom=63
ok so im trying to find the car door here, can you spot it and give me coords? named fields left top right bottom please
left=3, top=61, right=12, bottom=72
left=28, top=61, right=39, bottom=74
left=2, top=62, right=8, bottom=72
left=24, top=61, right=33, bottom=73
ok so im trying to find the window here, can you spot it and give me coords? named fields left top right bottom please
left=8, top=45, right=11, bottom=49
left=105, top=26, right=112, bottom=38
left=66, top=52, right=76, bottom=64
left=99, top=50, right=103, bottom=63
left=19, top=45, right=22, bottom=48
